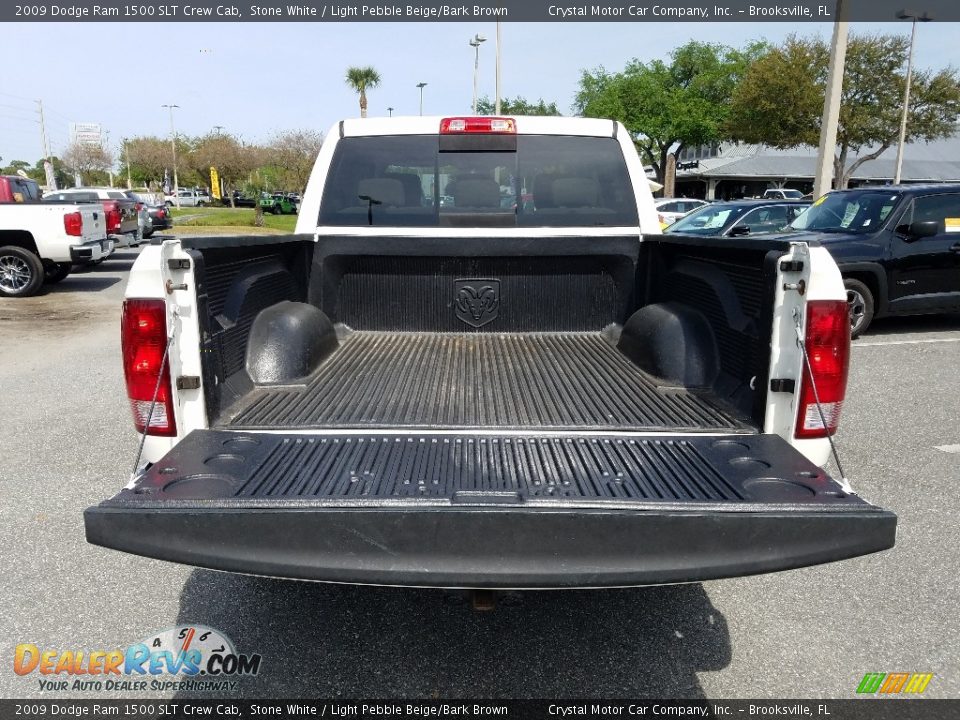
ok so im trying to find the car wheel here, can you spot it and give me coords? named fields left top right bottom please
left=844, top=278, right=874, bottom=339
left=165, top=201, right=173, bottom=208
left=0, top=246, right=45, bottom=297
left=43, top=261, right=72, bottom=284
left=197, top=201, right=205, bottom=207
left=272, top=205, right=282, bottom=215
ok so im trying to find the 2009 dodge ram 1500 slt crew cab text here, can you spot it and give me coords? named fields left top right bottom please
left=85, top=116, right=896, bottom=588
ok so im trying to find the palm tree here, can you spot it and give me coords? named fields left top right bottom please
left=345, top=66, right=382, bottom=118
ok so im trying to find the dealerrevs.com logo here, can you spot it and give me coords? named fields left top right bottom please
left=14, top=625, right=261, bottom=693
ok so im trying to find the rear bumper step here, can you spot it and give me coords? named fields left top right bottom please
left=85, top=430, right=896, bottom=588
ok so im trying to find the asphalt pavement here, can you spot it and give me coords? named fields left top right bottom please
left=1, top=248, right=958, bottom=700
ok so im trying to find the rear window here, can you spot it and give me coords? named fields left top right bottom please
left=42, top=191, right=100, bottom=203
left=107, top=191, right=127, bottom=199
left=319, top=135, right=639, bottom=227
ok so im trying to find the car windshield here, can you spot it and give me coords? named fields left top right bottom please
left=319, top=134, right=638, bottom=227
left=665, top=203, right=749, bottom=235
left=789, top=190, right=900, bottom=234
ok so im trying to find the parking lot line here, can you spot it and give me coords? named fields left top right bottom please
left=853, top=338, right=960, bottom=347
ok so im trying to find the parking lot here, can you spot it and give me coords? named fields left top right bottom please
left=1, top=248, right=958, bottom=700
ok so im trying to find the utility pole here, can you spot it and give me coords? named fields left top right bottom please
left=495, top=22, right=502, bottom=115
left=812, top=0, right=848, bottom=199
left=162, top=103, right=181, bottom=208
left=124, top=139, right=133, bottom=190
left=35, top=100, right=57, bottom=190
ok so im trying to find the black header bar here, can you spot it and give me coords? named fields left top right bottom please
left=6, top=0, right=960, bottom=23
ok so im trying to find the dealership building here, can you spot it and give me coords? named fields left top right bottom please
left=670, top=134, right=960, bottom=200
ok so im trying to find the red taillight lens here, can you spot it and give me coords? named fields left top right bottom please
left=135, top=202, right=143, bottom=211
left=121, top=298, right=177, bottom=437
left=440, top=117, right=516, bottom=134
left=795, top=300, right=850, bottom=439
left=105, top=204, right=121, bottom=232
left=156, top=208, right=166, bottom=219
left=63, top=211, right=83, bottom=237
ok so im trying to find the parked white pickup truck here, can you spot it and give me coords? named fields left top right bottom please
left=164, top=188, right=210, bottom=208
left=86, top=116, right=896, bottom=588
left=0, top=190, right=110, bottom=297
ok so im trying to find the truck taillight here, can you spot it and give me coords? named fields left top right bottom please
left=795, top=300, right=850, bottom=439
left=63, top=211, right=83, bottom=237
left=105, top=204, right=121, bottom=232
left=121, top=298, right=177, bottom=437
left=440, top=117, right=516, bottom=134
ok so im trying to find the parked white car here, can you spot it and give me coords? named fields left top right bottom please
left=653, top=197, right=709, bottom=228
left=164, top=188, right=211, bottom=207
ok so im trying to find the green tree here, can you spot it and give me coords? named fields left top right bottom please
left=264, top=129, right=324, bottom=193
left=576, top=41, right=765, bottom=184
left=189, top=133, right=263, bottom=206
left=121, top=136, right=178, bottom=188
left=476, top=96, right=560, bottom=116
left=345, top=66, right=382, bottom=119
left=61, top=141, right=114, bottom=185
left=726, top=34, right=960, bottom=188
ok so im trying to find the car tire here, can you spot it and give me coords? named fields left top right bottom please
left=844, top=278, right=874, bottom=339
left=197, top=201, right=205, bottom=207
left=0, top=246, right=45, bottom=297
left=43, top=261, right=72, bottom=284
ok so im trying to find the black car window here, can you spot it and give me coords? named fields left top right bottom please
left=902, top=194, right=960, bottom=235
left=12, top=178, right=40, bottom=202
left=790, top=191, right=899, bottom=233
left=666, top=204, right=748, bottom=235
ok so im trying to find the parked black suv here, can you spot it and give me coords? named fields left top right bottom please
left=786, top=184, right=960, bottom=337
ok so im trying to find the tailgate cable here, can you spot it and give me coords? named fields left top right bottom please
left=130, top=309, right=178, bottom=480
left=793, top=308, right=852, bottom=494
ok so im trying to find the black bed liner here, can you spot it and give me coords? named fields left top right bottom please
left=222, top=331, right=749, bottom=432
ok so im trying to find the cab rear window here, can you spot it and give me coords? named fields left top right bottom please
left=319, top=135, right=639, bottom=227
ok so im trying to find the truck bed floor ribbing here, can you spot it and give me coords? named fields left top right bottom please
left=222, top=332, right=749, bottom=432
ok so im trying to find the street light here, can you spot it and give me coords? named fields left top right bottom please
left=893, top=9, right=933, bottom=185
left=469, top=34, right=486, bottom=114
left=416, top=82, right=428, bottom=116
left=387, top=107, right=394, bottom=117
left=161, top=103, right=180, bottom=208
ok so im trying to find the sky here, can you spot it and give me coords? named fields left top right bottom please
left=2, top=20, right=959, bottom=164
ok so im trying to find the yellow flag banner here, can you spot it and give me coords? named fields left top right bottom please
left=210, top=167, right=221, bottom=200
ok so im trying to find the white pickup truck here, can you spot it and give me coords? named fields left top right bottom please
left=0, top=179, right=110, bottom=297
left=86, top=116, right=896, bottom=588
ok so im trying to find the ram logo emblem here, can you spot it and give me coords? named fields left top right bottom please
left=455, top=279, right=500, bottom=328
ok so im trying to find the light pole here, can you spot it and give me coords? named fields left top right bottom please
left=894, top=9, right=932, bottom=185
left=162, top=103, right=180, bottom=208
left=417, top=82, right=427, bottom=116
left=469, top=34, right=486, bottom=114
left=387, top=107, right=394, bottom=117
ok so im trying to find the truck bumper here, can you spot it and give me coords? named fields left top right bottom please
left=85, top=430, right=897, bottom=589
left=70, top=237, right=113, bottom=263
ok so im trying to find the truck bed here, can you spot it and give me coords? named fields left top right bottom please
left=221, top=331, right=749, bottom=432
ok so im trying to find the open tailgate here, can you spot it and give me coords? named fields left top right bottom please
left=85, top=430, right=895, bottom=588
